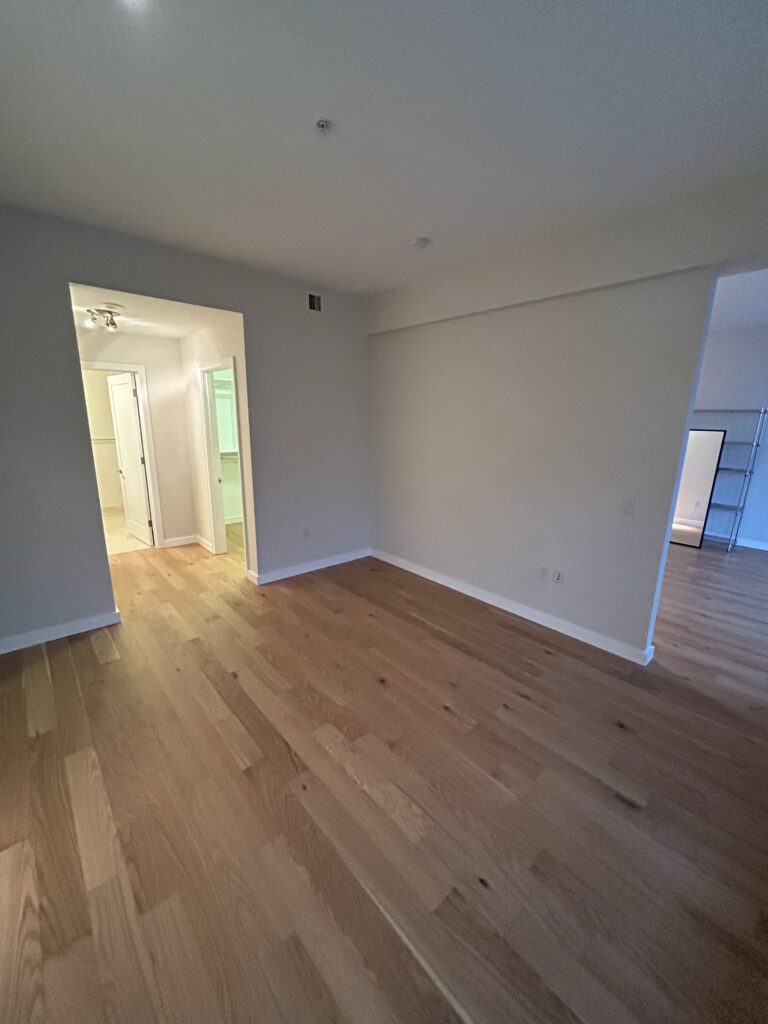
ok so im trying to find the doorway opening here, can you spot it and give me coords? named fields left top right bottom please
left=70, top=283, right=257, bottom=582
left=652, top=266, right=768, bottom=671
left=200, top=363, right=247, bottom=561
left=81, top=365, right=157, bottom=554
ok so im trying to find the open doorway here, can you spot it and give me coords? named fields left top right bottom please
left=667, top=268, right=768, bottom=555
left=200, top=363, right=246, bottom=561
left=653, top=266, right=768, bottom=665
left=69, top=283, right=256, bottom=581
left=81, top=365, right=157, bottom=554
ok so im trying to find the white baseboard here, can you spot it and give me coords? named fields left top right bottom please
left=249, top=547, right=373, bottom=585
left=160, top=535, right=198, bottom=548
left=195, top=535, right=216, bottom=554
left=704, top=531, right=768, bottom=551
left=224, top=515, right=244, bottom=525
left=674, top=516, right=704, bottom=528
left=736, top=537, right=768, bottom=551
left=0, top=609, right=122, bottom=655
left=371, top=549, right=654, bottom=666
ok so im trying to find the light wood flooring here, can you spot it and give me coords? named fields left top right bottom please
left=1, top=541, right=767, bottom=1023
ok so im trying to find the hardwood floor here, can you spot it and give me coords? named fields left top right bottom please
left=1, top=540, right=767, bottom=1023
left=225, top=521, right=246, bottom=559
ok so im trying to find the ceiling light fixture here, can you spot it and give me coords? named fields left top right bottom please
left=83, top=306, right=124, bottom=332
left=315, top=117, right=333, bottom=135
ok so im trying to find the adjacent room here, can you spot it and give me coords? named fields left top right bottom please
left=70, top=284, right=253, bottom=573
left=1, top=3, right=768, bottom=1024
left=653, top=265, right=768, bottom=683
left=670, top=269, right=768, bottom=553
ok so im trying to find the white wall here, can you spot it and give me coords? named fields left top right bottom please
left=694, top=326, right=768, bottom=547
left=0, top=204, right=370, bottom=651
left=371, top=269, right=715, bottom=662
left=78, top=331, right=197, bottom=543
left=673, top=431, right=724, bottom=526
left=81, top=370, right=122, bottom=508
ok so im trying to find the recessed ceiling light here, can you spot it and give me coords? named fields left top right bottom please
left=315, top=118, right=333, bottom=135
left=409, top=237, right=431, bottom=249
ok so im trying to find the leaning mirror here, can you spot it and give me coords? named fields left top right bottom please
left=670, top=429, right=726, bottom=548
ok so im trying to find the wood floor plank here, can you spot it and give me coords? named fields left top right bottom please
left=0, top=677, right=31, bottom=853
left=0, top=840, right=45, bottom=1024
left=30, top=732, right=91, bottom=954
left=87, top=867, right=163, bottom=1024
left=23, top=645, right=56, bottom=738
left=46, top=640, right=92, bottom=757
left=42, top=935, right=106, bottom=1024
left=89, top=629, right=120, bottom=666
left=140, top=894, right=225, bottom=1024
left=65, top=747, right=122, bottom=892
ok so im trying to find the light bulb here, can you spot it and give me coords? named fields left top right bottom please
left=106, top=322, right=118, bottom=333
left=84, top=315, right=96, bottom=329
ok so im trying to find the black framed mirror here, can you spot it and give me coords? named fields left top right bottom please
left=670, top=428, right=726, bottom=548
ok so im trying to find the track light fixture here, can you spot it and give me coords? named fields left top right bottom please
left=84, top=307, right=122, bottom=332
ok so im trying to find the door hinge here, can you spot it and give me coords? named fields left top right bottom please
left=148, top=519, right=153, bottom=528
left=140, top=456, right=145, bottom=465
left=132, top=388, right=138, bottom=397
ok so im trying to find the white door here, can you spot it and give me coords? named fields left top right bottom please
left=202, top=370, right=228, bottom=555
left=107, top=373, right=154, bottom=546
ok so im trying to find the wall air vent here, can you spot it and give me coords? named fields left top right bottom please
left=308, top=293, right=322, bottom=312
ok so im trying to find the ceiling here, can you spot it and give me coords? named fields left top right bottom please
left=710, top=269, right=768, bottom=332
left=3, top=1, right=768, bottom=293
left=70, top=283, right=239, bottom=338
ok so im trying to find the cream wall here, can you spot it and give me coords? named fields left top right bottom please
left=371, top=269, right=715, bottom=662
left=77, top=331, right=197, bottom=543
left=81, top=370, right=122, bottom=508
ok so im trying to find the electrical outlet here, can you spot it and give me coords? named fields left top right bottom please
left=622, top=498, right=635, bottom=516
left=552, top=568, right=565, bottom=585
left=538, top=566, right=549, bottom=581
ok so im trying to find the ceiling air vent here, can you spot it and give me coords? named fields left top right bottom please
left=308, top=293, right=322, bottom=312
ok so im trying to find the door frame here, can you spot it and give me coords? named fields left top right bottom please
left=198, top=357, right=247, bottom=557
left=81, top=360, right=164, bottom=547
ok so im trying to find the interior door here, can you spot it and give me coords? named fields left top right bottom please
left=202, top=370, right=228, bottom=555
left=107, top=372, right=154, bottom=546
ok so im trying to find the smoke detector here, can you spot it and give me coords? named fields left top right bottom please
left=409, top=237, right=431, bottom=249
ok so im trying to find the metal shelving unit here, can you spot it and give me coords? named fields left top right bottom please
left=692, top=407, right=767, bottom=551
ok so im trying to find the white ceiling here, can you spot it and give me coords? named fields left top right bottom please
left=3, top=1, right=768, bottom=293
left=70, top=283, right=239, bottom=338
left=710, top=269, right=768, bottom=332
